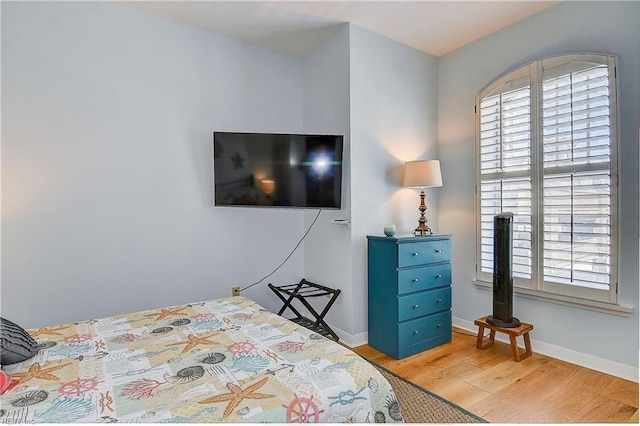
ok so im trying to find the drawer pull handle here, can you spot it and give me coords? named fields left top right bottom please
left=412, top=252, right=419, bottom=256
left=436, top=323, right=442, bottom=328
left=412, top=304, right=419, bottom=309
left=435, top=249, right=442, bottom=253
left=437, top=298, right=443, bottom=303
left=435, top=274, right=442, bottom=279
left=413, top=330, right=419, bottom=335
left=412, top=278, right=419, bottom=283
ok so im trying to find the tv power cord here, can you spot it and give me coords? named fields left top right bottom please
left=237, top=209, right=322, bottom=295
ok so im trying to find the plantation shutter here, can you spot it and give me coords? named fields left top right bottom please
left=478, top=80, right=532, bottom=281
left=476, top=54, right=618, bottom=303
left=541, top=60, right=613, bottom=291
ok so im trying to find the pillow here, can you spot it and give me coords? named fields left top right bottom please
left=1, top=317, right=38, bottom=365
left=0, top=370, right=18, bottom=395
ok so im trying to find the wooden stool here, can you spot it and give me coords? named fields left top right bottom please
left=474, top=316, right=533, bottom=362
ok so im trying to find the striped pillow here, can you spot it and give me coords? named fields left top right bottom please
left=0, top=317, right=38, bottom=365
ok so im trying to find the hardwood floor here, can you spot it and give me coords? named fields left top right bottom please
left=352, top=327, right=639, bottom=423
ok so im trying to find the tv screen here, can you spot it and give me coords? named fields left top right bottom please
left=213, top=132, right=343, bottom=209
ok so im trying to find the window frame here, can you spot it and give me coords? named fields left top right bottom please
left=474, top=53, right=619, bottom=306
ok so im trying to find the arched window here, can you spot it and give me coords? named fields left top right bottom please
left=476, top=53, right=618, bottom=304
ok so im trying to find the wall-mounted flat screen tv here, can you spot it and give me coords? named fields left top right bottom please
left=213, top=132, right=343, bottom=209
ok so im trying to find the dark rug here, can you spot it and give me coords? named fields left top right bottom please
left=372, top=362, right=487, bottom=423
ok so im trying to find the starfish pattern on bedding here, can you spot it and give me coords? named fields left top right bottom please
left=144, top=307, right=189, bottom=321
left=11, top=362, right=72, bottom=384
left=198, top=377, right=275, bottom=417
left=166, top=333, right=219, bottom=354
left=29, top=325, right=70, bottom=337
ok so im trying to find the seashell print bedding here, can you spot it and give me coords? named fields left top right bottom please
left=0, top=297, right=402, bottom=423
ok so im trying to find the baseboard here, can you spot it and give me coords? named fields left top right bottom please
left=302, top=319, right=366, bottom=347
left=307, top=316, right=638, bottom=383
left=453, top=316, right=639, bottom=383
left=329, top=324, right=368, bottom=348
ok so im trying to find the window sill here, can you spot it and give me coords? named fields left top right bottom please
left=472, top=280, right=634, bottom=317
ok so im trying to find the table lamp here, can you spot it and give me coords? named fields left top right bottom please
left=403, top=160, right=443, bottom=236
left=261, top=179, right=275, bottom=199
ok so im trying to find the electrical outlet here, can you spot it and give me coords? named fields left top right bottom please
left=231, top=286, right=240, bottom=297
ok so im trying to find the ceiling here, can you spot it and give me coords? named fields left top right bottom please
left=119, top=1, right=560, bottom=58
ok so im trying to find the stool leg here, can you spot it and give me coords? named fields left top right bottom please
left=476, top=326, right=497, bottom=350
left=510, top=334, right=520, bottom=361
left=475, top=326, right=485, bottom=349
left=520, top=332, right=533, bottom=361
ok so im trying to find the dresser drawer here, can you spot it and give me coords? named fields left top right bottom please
left=398, top=264, right=451, bottom=294
left=398, top=287, right=451, bottom=321
left=398, top=311, right=451, bottom=349
left=398, top=239, right=451, bottom=267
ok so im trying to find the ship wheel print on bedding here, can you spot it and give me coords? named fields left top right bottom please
left=227, top=341, right=256, bottom=356
left=198, top=377, right=275, bottom=418
left=284, top=393, right=325, bottom=423
left=58, top=377, right=99, bottom=396
left=63, top=333, right=94, bottom=344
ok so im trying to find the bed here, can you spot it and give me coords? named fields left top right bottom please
left=0, top=296, right=403, bottom=423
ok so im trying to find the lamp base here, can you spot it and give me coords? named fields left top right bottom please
left=413, top=188, right=433, bottom=236
left=413, top=225, right=433, bottom=237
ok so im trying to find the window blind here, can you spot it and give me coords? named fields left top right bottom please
left=479, top=178, right=532, bottom=278
left=476, top=54, right=617, bottom=303
left=541, top=64, right=612, bottom=291
left=542, top=66, right=611, bottom=168
left=542, top=172, right=611, bottom=289
left=479, top=86, right=532, bottom=279
left=479, top=87, right=531, bottom=174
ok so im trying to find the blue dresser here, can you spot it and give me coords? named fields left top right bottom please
left=367, top=234, right=452, bottom=359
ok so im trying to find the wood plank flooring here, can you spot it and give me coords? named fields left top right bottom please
left=352, top=327, right=638, bottom=423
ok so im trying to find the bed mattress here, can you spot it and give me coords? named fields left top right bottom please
left=0, top=296, right=402, bottom=423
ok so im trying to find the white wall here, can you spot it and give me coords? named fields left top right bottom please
left=1, top=1, right=307, bottom=327
left=438, top=1, right=639, bottom=373
left=4, top=0, right=636, bottom=380
left=301, top=25, right=353, bottom=334
left=349, top=25, right=439, bottom=339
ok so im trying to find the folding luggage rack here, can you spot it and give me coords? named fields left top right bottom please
left=268, top=279, right=341, bottom=341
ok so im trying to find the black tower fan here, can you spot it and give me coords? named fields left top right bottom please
left=487, top=212, right=521, bottom=328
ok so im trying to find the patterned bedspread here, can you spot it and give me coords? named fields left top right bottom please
left=0, top=296, right=402, bottom=423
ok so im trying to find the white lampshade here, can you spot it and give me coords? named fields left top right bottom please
left=261, top=179, right=275, bottom=196
left=403, top=160, right=443, bottom=188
